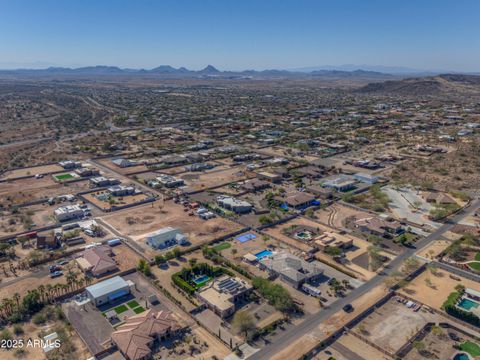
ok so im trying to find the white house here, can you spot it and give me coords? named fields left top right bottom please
left=54, top=204, right=84, bottom=222
left=145, top=227, right=188, bottom=249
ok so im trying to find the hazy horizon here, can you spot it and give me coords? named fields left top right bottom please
left=1, top=0, right=479, bottom=72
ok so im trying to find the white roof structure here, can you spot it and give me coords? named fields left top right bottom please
left=86, top=276, right=129, bottom=299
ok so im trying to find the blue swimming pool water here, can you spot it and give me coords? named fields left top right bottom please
left=255, top=250, right=273, bottom=260
left=458, top=298, right=479, bottom=311
left=454, top=353, right=470, bottom=360
left=193, top=275, right=210, bottom=285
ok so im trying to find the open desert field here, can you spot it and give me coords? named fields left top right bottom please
left=82, top=190, right=151, bottom=211
left=96, top=157, right=149, bottom=175
left=0, top=176, right=91, bottom=206
left=0, top=163, right=64, bottom=180
left=100, top=200, right=245, bottom=253
left=399, top=268, right=480, bottom=310
left=180, top=165, right=255, bottom=192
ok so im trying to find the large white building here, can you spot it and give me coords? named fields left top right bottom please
left=145, top=227, right=188, bottom=249
left=217, top=196, right=252, bottom=214
left=86, top=276, right=131, bottom=306
left=54, top=204, right=84, bottom=222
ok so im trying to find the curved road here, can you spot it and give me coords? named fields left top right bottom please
left=249, top=199, right=480, bottom=360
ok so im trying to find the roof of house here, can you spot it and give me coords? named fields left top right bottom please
left=354, top=216, right=401, bottom=233
left=242, top=178, right=270, bottom=190
left=259, top=252, right=323, bottom=283
left=279, top=191, right=315, bottom=207
left=86, top=276, right=129, bottom=299
left=84, top=245, right=117, bottom=275
left=111, top=309, right=181, bottom=360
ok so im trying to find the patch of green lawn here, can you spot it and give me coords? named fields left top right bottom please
left=114, top=304, right=128, bottom=314
left=468, top=262, right=480, bottom=272
left=214, top=242, right=231, bottom=252
left=460, top=341, right=480, bottom=357
left=54, top=173, right=74, bottom=181
left=133, top=306, right=145, bottom=314
left=475, top=252, right=480, bottom=261
left=126, top=300, right=140, bottom=309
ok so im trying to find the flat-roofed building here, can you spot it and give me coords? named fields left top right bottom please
left=86, top=276, right=130, bottom=306
left=54, top=204, right=84, bottom=222
left=197, top=275, right=253, bottom=318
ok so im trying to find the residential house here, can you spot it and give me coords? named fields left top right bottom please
left=242, top=179, right=270, bottom=192
left=354, top=216, right=403, bottom=237
left=145, top=227, right=188, bottom=249
left=111, top=309, right=181, bottom=360
left=197, top=275, right=253, bottom=318
left=217, top=196, right=252, bottom=214
left=259, top=252, right=324, bottom=289
left=77, top=245, right=118, bottom=277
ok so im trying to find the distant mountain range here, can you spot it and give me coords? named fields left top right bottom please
left=357, top=73, right=480, bottom=97
left=0, top=64, right=399, bottom=80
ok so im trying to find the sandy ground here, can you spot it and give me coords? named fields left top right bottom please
left=0, top=164, right=64, bottom=180
left=334, top=333, right=390, bottom=360
left=180, top=165, right=254, bottom=191
left=353, top=298, right=436, bottom=354
left=315, top=203, right=372, bottom=229
left=0, top=176, right=91, bottom=205
left=0, top=318, right=89, bottom=360
left=263, top=217, right=328, bottom=253
left=83, top=190, right=151, bottom=211
left=101, top=200, right=244, bottom=254
left=270, top=285, right=388, bottom=360
left=398, top=268, right=480, bottom=310
left=416, top=240, right=452, bottom=260
left=96, top=158, right=149, bottom=175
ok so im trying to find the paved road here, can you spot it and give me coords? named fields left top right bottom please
left=249, top=199, right=480, bottom=360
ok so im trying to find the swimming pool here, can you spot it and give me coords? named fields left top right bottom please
left=255, top=250, right=273, bottom=260
left=458, top=298, right=480, bottom=311
left=192, top=275, right=210, bottom=286
left=453, top=353, right=470, bottom=360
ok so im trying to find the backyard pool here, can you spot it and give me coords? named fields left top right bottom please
left=192, top=275, right=210, bottom=286
left=453, top=353, right=470, bottom=360
left=296, top=231, right=312, bottom=240
left=458, top=298, right=480, bottom=311
left=255, top=250, right=273, bottom=260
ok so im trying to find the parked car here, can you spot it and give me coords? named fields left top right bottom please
left=49, top=265, right=61, bottom=272
left=50, top=271, right=63, bottom=278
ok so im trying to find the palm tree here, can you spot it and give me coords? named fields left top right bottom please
left=13, top=293, right=20, bottom=311
left=38, top=285, right=46, bottom=304
left=45, top=284, right=53, bottom=303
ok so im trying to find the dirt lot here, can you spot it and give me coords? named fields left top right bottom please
left=271, top=285, right=388, bottom=360
left=315, top=333, right=391, bottom=360
left=0, top=202, right=57, bottom=237
left=0, top=261, right=81, bottom=299
left=83, top=190, right=151, bottom=211
left=0, top=176, right=91, bottom=206
left=417, top=240, right=452, bottom=260
left=0, top=164, right=64, bottom=180
left=398, top=268, right=480, bottom=310
left=262, top=217, right=327, bottom=253
left=352, top=298, right=436, bottom=354
left=96, top=158, right=149, bottom=175
left=180, top=165, right=255, bottom=192
left=315, top=203, right=372, bottom=229
left=0, top=314, right=89, bottom=360
left=100, top=200, right=245, bottom=255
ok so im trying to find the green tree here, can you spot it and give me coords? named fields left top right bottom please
left=232, top=310, right=256, bottom=338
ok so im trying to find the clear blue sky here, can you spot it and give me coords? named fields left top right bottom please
left=0, top=0, right=479, bottom=71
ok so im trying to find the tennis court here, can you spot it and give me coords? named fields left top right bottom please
left=236, top=233, right=256, bottom=243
